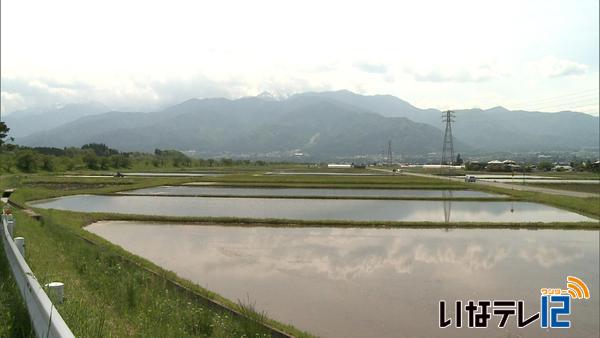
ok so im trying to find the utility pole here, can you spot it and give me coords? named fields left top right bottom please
left=441, top=110, right=455, bottom=167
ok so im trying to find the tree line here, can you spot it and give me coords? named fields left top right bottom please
left=0, top=122, right=271, bottom=173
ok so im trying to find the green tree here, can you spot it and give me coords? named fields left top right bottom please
left=0, top=154, right=15, bottom=172
left=0, top=121, right=12, bottom=146
left=455, top=153, right=463, bottom=165
left=64, top=158, right=77, bottom=171
left=83, top=150, right=100, bottom=170
left=40, top=155, right=56, bottom=171
left=100, top=157, right=110, bottom=170
left=81, top=143, right=118, bottom=156
left=538, top=161, right=553, bottom=171
left=16, top=150, right=39, bottom=172
left=110, top=154, right=131, bottom=168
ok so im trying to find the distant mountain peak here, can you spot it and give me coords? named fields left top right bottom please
left=256, top=91, right=286, bottom=101
left=487, top=106, right=509, bottom=112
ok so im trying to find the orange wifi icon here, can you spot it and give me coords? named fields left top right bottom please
left=566, top=276, right=590, bottom=300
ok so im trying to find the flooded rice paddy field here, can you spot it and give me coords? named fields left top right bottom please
left=456, top=174, right=599, bottom=184
left=86, top=222, right=600, bottom=338
left=479, top=179, right=599, bottom=184
left=120, top=186, right=504, bottom=198
left=30, top=194, right=595, bottom=223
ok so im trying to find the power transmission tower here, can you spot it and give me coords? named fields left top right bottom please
left=387, top=140, right=393, bottom=166
left=441, top=110, right=455, bottom=166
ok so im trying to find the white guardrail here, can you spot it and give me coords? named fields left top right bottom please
left=1, top=214, right=75, bottom=338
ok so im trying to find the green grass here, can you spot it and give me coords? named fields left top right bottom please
left=467, top=184, right=600, bottom=219
left=53, top=212, right=600, bottom=229
left=4, top=174, right=192, bottom=207
left=107, top=192, right=511, bottom=202
left=198, top=172, right=468, bottom=189
left=526, top=183, right=600, bottom=194
left=523, top=171, right=600, bottom=180
left=5, top=207, right=311, bottom=337
left=0, top=236, right=35, bottom=338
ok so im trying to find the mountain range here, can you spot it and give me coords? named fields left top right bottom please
left=3, top=102, right=109, bottom=138
left=4, top=90, right=599, bottom=159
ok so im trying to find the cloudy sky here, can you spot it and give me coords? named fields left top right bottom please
left=1, top=0, right=598, bottom=115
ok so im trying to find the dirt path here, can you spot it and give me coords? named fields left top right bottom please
left=368, top=168, right=599, bottom=198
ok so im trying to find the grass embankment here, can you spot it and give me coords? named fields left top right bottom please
left=62, top=163, right=312, bottom=175
left=0, top=236, right=34, bottom=338
left=3, top=206, right=310, bottom=337
left=109, top=193, right=510, bottom=202
left=465, top=183, right=600, bottom=220
left=525, top=183, right=600, bottom=194
left=522, top=171, right=600, bottom=180
left=4, top=175, right=192, bottom=207
left=197, top=173, right=468, bottom=189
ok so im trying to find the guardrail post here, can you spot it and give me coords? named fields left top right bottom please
left=7, top=219, right=14, bottom=238
left=14, top=237, right=25, bottom=257
left=46, top=282, right=65, bottom=304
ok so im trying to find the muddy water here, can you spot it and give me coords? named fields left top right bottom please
left=86, top=222, right=600, bottom=338
left=121, top=186, right=503, bottom=198
left=31, top=195, right=595, bottom=223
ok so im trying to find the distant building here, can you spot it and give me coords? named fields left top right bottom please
left=328, top=164, right=352, bottom=169
left=552, top=165, right=573, bottom=172
left=486, top=159, right=520, bottom=172
left=486, top=160, right=505, bottom=171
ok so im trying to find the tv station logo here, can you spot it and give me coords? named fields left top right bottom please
left=439, top=276, right=590, bottom=329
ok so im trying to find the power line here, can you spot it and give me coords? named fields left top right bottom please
left=510, top=88, right=599, bottom=107
left=524, top=98, right=599, bottom=111
left=520, top=94, right=598, bottom=110
left=523, top=97, right=599, bottom=111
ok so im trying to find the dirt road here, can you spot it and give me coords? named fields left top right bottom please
left=368, top=168, right=599, bottom=198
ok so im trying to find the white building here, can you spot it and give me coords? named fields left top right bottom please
left=327, top=164, right=352, bottom=169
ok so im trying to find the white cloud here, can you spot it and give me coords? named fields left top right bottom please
left=0, top=0, right=598, bottom=115
left=403, top=63, right=502, bottom=83
left=535, top=56, right=589, bottom=78
left=1, top=91, right=26, bottom=114
left=353, top=62, right=388, bottom=74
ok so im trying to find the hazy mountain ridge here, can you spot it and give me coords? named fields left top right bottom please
left=2, top=102, right=110, bottom=138
left=298, top=91, right=599, bottom=152
left=228, top=100, right=451, bottom=156
left=14, top=90, right=599, bottom=158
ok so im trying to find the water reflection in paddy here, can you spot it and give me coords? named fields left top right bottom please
left=86, top=222, right=600, bottom=338
left=31, top=195, right=595, bottom=223
left=122, top=186, right=503, bottom=198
